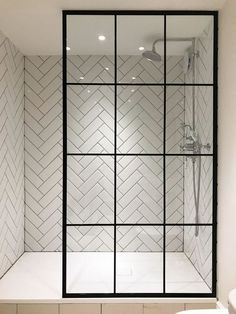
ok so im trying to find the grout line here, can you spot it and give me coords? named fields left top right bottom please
left=183, top=250, right=209, bottom=287
left=0, top=252, right=25, bottom=280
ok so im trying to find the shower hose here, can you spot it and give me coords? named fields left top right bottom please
left=192, top=154, right=201, bottom=237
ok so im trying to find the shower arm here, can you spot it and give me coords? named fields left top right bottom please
left=152, top=37, right=194, bottom=51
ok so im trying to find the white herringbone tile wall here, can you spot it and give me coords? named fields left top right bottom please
left=25, top=55, right=185, bottom=252
left=0, top=31, right=24, bottom=277
left=24, top=56, right=62, bottom=251
left=184, top=20, right=213, bottom=289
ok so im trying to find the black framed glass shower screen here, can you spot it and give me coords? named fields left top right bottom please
left=62, top=10, right=218, bottom=298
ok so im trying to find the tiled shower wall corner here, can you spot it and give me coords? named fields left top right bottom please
left=184, top=20, right=213, bottom=288
left=24, top=55, right=185, bottom=252
left=0, top=31, right=24, bottom=277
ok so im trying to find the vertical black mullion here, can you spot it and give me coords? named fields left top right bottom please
left=163, top=14, right=167, bottom=294
left=212, top=12, right=218, bottom=297
left=114, top=14, right=117, bottom=294
left=62, top=11, right=67, bottom=298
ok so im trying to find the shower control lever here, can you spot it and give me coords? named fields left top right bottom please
left=202, top=143, right=211, bottom=151
left=180, top=143, right=195, bottom=152
left=180, top=142, right=211, bottom=153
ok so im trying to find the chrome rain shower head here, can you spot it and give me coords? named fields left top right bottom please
left=142, top=37, right=195, bottom=62
left=142, top=38, right=162, bottom=62
left=142, top=49, right=161, bottom=62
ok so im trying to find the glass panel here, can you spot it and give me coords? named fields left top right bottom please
left=166, top=86, right=185, bottom=154
left=67, top=85, right=114, bottom=154
left=166, top=226, right=212, bottom=293
left=166, top=156, right=213, bottom=224
left=67, top=226, right=114, bottom=293
left=116, top=226, right=163, bottom=293
left=166, top=156, right=184, bottom=224
left=67, top=156, right=114, bottom=224
left=166, top=16, right=213, bottom=84
left=117, top=156, right=163, bottom=224
left=64, top=13, right=216, bottom=297
left=195, top=86, right=213, bottom=154
left=117, top=86, right=164, bottom=154
left=184, top=156, right=213, bottom=224
left=67, top=15, right=114, bottom=83
left=166, top=86, right=213, bottom=155
left=117, top=16, right=164, bottom=84
left=166, top=225, right=184, bottom=252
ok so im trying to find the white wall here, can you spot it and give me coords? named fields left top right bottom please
left=218, top=0, right=236, bottom=307
left=0, top=31, right=24, bottom=278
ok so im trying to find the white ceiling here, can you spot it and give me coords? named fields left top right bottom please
left=0, top=0, right=226, bottom=56
left=67, top=15, right=212, bottom=55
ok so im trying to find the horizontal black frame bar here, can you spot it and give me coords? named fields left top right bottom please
left=63, top=10, right=218, bottom=16
left=64, top=292, right=216, bottom=298
left=67, top=153, right=213, bottom=157
left=66, top=223, right=213, bottom=227
left=66, top=82, right=214, bottom=87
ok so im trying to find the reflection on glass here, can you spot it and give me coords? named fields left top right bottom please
left=67, top=85, right=114, bottom=154
left=67, top=15, right=114, bottom=83
left=67, top=156, right=114, bottom=224
left=117, top=156, right=163, bottom=224
left=116, top=226, right=163, bottom=293
left=117, top=16, right=164, bottom=83
left=117, top=86, right=164, bottom=154
left=166, top=155, right=213, bottom=225
left=183, top=156, right=213, bottom=224
left=166, top=86, right=213, bottom=155
left=166, top=226, right=212, bottom=293
left=166, top=156, right=184, bottom=224
left=166, top=16, right=213, bottom=84
left=67, top=226, right=114, bottom=293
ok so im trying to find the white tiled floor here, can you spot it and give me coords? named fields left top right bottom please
left=0, top=252, right=211, bottom=300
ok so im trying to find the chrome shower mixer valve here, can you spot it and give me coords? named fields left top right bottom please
left=180, top=123, right=211, bottom=154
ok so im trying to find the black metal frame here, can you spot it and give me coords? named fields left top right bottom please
left=62, top=10, right=218, bottom=298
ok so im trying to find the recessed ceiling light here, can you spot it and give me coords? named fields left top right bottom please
left=132, top=77, right=136, bottom=80
left=105, top=67, right=109, bottom=71
left=79, top=76, right=84, bottom=80
left=98, top=35, right=106, bottom=41
left=66, top=46, right=71, bottom=51
left=87, top=89, right=91, bottom=93
left=131, top=89, right=135, bottom=93
left=139, top=46, right=144, bottom=51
